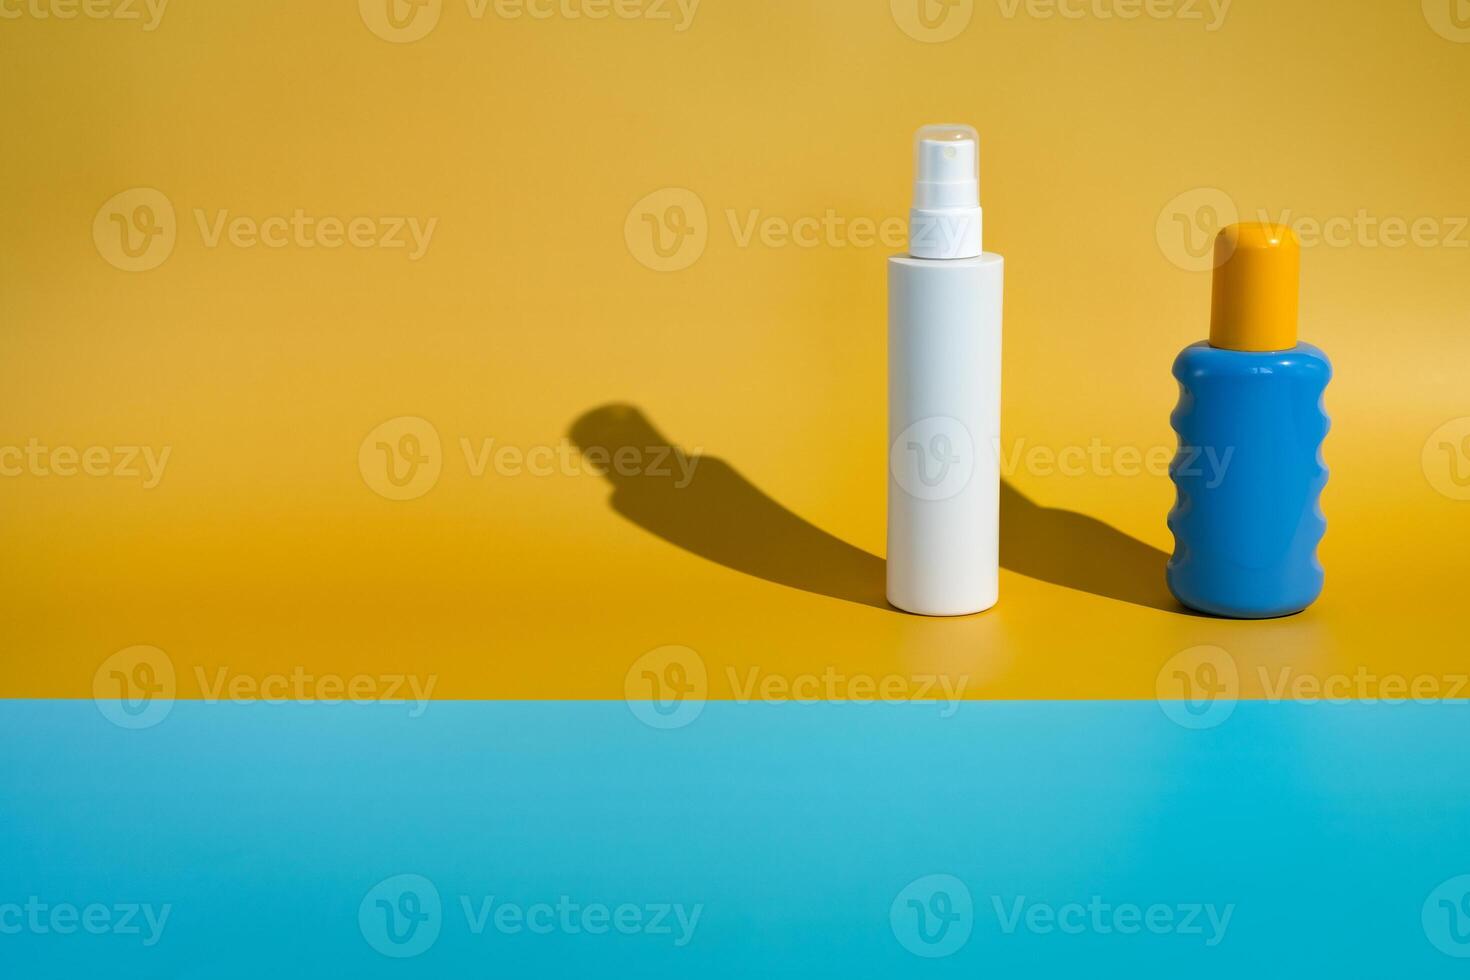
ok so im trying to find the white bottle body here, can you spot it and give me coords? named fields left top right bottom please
left=887, top=253, right=1003, bottom=616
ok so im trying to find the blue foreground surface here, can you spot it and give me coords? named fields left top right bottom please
left=2, top=699, right=1468, bottom=977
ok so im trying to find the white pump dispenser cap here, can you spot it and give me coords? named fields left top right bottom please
left=908, top=124, right=983, bottom=260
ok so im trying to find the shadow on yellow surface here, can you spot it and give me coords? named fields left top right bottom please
left=1000, top=483, right=1190, bottom=614
left=571, top=404, right=1192, bottom=615
left=570, top=403, right=890, bottom=609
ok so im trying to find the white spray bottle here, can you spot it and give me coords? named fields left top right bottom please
left=887, top=124, right=1003, bottom=616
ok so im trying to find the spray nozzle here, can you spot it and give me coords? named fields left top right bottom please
left=913, top=125, right=979, bottom=209
left=909, top=124, right=983, bottom=259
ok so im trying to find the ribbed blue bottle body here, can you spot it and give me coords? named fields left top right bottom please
left=1166, top=342, right=1331, bottom=618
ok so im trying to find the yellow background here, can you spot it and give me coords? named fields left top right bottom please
left=2, top=0, right=1467, bottom=700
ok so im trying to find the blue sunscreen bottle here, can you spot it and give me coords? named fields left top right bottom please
left=1167, top=223, right=1331, bottom=619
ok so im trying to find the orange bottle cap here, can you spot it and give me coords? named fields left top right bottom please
left=1209, top=222, right=1300, bottom=352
